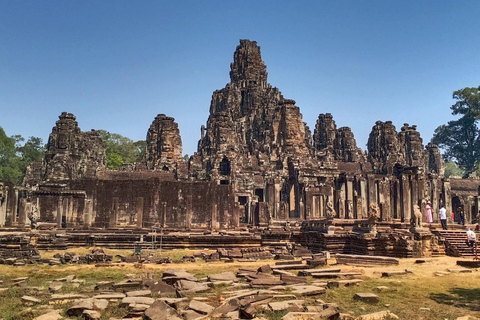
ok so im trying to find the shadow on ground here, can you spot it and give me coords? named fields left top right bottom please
left=430, top=288, right=480, bottom=311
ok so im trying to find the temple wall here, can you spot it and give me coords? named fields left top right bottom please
left=64, top=179, right=238, bottom=230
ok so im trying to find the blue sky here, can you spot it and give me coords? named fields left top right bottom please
left=1, top=1, right=480, bottom=155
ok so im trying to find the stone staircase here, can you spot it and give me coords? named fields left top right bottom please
left=434, top=229, right=477, bottom=258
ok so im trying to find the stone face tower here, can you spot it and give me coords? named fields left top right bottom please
left=192, top=39, right=311, bottom=183
left=43, top=112, right=105, bottom=182
left=145, top=114, right=183, bottom=172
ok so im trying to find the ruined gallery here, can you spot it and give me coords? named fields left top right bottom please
left=1, top=40, right=479, bottom=258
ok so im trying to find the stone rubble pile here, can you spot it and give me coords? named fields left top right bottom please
left=0, top=260, right=419, bottom=320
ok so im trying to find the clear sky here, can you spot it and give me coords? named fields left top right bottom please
left=1, top=1, right=480, bottom=156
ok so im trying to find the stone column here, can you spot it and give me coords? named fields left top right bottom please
left=67, top=197, right=74, bottom=226
left=84, top=198, right=92, bottom=227
left=444, top=180, right=452, bottom=221
left=402, top=176, right=412, bottom=222
left=162, top=202, right=167, bottom=228
left=186, top=195, right=192, bottom=230
left=57, top=196, right=63, bottom=228
left=338, top=182, right=346, bottom=219
left=360, top=179, right=368, bottom=218
left=211, top=203, right=218, bottom=231
left=367, top=175, right=377, bottom=207
left=346, top=179, right=354, bottom=219
left=380, top=179, right=391, bottom=221
left=274, top=182, right=281, bottom=219
left=0, top=188, right=7, bottom=227
left=135, top=197, right=144, bottom=229
left=109, top=197, right=119, bottom=228
left=11, top=189, right=19, bottom=225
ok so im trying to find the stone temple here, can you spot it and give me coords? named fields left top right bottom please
left=0, top=40, right=479, bottom=257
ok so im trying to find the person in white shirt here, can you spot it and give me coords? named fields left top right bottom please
left=466, top=228, right=476, bottom=254
left=439, top=206, right=447, bottom=230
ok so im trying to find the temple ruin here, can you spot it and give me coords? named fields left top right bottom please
left=1, top=39, right=479, bottom=258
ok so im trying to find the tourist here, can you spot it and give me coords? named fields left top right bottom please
left=425, top=202, right=433, bottom=224
left=458, top=206, right=465, bottom=225
left=439, top=205, right=447, bottom=230
left=466, top=228, right=476, bottom=254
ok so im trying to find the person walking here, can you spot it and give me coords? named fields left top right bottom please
left=466, top=228, right=476, bottom=254
left=439, top=205, right=447, bottom=230
left=425, top=202, right=433, bottom=224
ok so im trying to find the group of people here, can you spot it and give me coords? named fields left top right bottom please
left=424, top=202, right=448, bottom=230
left=425, top=202, right=478, bottom=255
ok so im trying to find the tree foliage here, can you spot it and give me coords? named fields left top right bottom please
left=432, top=86, right=480, bottom=176
left=96, top=130, right=146, bottom=169
left=443, top=161, right=464, bottom=178
left=0, top=127, right=45, bottom=184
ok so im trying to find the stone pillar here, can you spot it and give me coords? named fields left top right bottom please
left=431, top=179, right=438, bottom=221
left=274, top=183, right=281, bottom=219
left=338, top=182, right=346, bottom=219
left=289, top=185, right=296, bottom=218
left=67, top=197, right=74, bottom=226
left=56, top=196, right=63, bottom=228
left=411, top=177, right=419, bottom=212
left=135, top=197, right=144, bottom=229
left=162, top=202, right=167, bottom=228
left=444, top=180, right=452, bottom=221
left=380, top=179, right=391, bottom=221
left=360, top=179, right=368, bottom=218
left=319, top=195, right=324, bottom=217
left=0, top=188, right=7, bottom=227
left=367, top=175, right=377, bottom=207
left=84, top=198, right=93, bottom=227
left=402, top=176, right=412, bottom=222
left=211, top=203, right=218, bottom=231
left=186, top=195, right=192, bottom=230
left=109, top=197, right=119, bottom=228
left=346, top=180, right=354, bottom=218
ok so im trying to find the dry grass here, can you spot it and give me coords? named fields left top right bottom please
left=0, top=251, right=479, bottom=320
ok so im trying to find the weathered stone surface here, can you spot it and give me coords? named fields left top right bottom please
left=126, top=289, right=152, bottom=297
left=353, top=293, right=379, bottom=303
left=182, top=309, right=205, bottom=320
left=208, top=271, right=238, bottom=282
left=188, top=299, right=214, bottom=315
left=268, top=300, right=304, bottom=312
left=327, top=279, right=363, bottom=288
left=280, top=274, right=307, bottom=285
left=33, top=310, right=63, bottom=320
left=144, top=300, right=183, bottom=320
left=381, top=270, right=412, bottom=277
left=21, top=295, right=41, bottom=305
left=92, top=293, right=125, bottom=300
left=290, top=285, right=326, bottom=296
left=50, top=293, right=88, bottom=302
left=82, top=310, right=101, bottom=320
left=144, top=280, right=177, bottom=296
left=213, top=298, right=240, bottom=315
left=161, top=297, right=190, bottom=310
left=120, top=296, right=155, bottom=306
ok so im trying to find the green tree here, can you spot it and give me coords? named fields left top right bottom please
left=17, top=136, right=46, bottom=174
left=444, top=161, right=464, bottom=178
left=97, top=130, right=145, bottom=169
left=0, top=127, right=22, bottom=184
left=432, top=86, right=480, bottom=176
